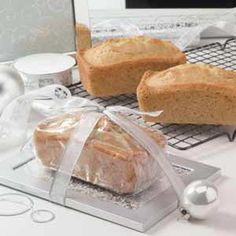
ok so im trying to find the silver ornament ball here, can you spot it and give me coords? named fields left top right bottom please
left=181, top=180, right=219, bottom=220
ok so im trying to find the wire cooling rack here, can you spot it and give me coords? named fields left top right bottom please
left=69, top=38, right=236, bottom=151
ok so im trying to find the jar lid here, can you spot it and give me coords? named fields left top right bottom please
left=14, top=53, right=76, bottom=75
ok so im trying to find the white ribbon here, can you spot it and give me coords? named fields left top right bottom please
left=49, top=105, right=185, bottom=205
left=0, top=85, right=71, bottom=150
left=49, top=112, right=103, bottom=204
left=106, top=106, right=162, bottom=117
left=104, top=110, right=185, bottom=199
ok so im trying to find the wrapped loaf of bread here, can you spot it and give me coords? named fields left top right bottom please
left=137, top=64, right=236, bottom=125
left=77, top=36, right=186, bottom=97
left=33, top=112, right=166, bottom=194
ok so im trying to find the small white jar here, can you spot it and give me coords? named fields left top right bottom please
left=14, top=53, right=76, bottom=92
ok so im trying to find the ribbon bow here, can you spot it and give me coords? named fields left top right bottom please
left=0, top=85, right=71, bottom=150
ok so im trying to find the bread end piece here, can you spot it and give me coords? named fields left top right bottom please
left=76, top=23, right=92, bottom=51
left=137, top=64, right=236, bottom=125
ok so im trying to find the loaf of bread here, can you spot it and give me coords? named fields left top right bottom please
left=33, top=112, right=166, bottom=194
left=137, top=63, right=236, bottom=125
left=77, top=36, right=186, bottom=97
left=76, top=23, right=92, bottom=50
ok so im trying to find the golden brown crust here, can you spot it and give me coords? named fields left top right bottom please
left=77, top=36, right=186, bottom=97
left=82, top=36, right=186, bottom=66
left=137, top=64, right=236, bottom=125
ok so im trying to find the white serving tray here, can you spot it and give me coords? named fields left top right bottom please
left=0, top=152, right=220, bottom=232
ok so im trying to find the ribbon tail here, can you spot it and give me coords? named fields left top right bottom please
left=49, top=112, right=102, bottom=205
left=107, top=106, right=162, bottom=117
left=104, top=110, right=185, bottom=201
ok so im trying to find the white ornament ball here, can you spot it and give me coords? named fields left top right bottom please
left=181, top=180, right=219, bottom=220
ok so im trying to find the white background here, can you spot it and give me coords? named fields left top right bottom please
left=88, top=0, right=125, bottom=9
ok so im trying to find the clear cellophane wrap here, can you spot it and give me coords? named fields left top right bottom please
left=91, top=8, right=236, bottom=50
left=33, top=109, right=167, bottom=195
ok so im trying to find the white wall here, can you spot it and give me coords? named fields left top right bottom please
left=74, top=0, right=90, bottom=24
left=88, top=0, right=125, bottom=10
